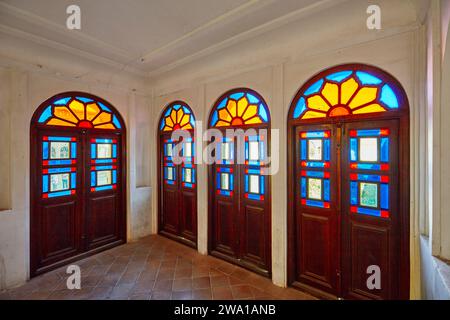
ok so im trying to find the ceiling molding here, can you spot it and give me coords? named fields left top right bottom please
left=0, top=24, right=147, bottom=77
left=147, top=0, right=346, bottom=77
left=0, top=1, right=134, bottom=61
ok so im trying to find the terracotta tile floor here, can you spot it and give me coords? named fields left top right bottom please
left=0, top=235, right=316, bottom=300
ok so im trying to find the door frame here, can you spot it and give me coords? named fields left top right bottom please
left=207, top=88, right=272, bottom=277
left=157, top=101, right=198, bottom=248
left=286, top=64, right=410, bottom=299
left=30, top=91, right=127, bottom=277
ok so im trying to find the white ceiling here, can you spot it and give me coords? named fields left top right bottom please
left=0, top=0, right=348, bottom=76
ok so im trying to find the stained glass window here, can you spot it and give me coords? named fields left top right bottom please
left=42, top=136, right=77, bottom=198
left=299, top=130, right=331, bottom=208
left=210, top=89, right=270, bottom=127
left=37, top=95, right=122, bottom=129
left=216, top=167, right=233, bottom=196
left=292, top=69, right=401, bottom=120
left=159, top=102, right=195, bottom=131
left=90, top=138, right=118, bottom=192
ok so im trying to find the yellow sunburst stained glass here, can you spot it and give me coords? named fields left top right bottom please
left=210, top=90, right=269, bottom=127
left=292, top=70, right=400, bottom=119
left=160, top=102, right=195, bottom=132
left=37, top=95, right=122, bottom=129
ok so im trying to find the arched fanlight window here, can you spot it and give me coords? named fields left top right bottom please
left=209, top=89, right=270, bottom=127
left=291, top=68, right=402, bottom=120
left=159, top=102, right=195, bottom=131
left=37, top=94, right=123, bottom=129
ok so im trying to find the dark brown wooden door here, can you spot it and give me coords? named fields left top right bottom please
left=210, top=131, right=271, bottom=276
left=294, top=120, right=401, bottom=299
left=159, top=134, right=197, bottom=247
left=31, top=129, right=126, bottom=276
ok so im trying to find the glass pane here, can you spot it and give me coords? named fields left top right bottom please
left=359, top=137, right=378, bottom=162
left=97, top=144, right=112, bottom=159
left=221, top=143, right=231, bottom=160
left=97, top=170, right=112, bottom=186
left=308, top=178, right=322, bottom=200
left=249, top=175, right=260, bottom=194
left=50, top=142, right=70, bottom=159
left=185, top=168, right=192, bottom=183
left=184, top=142, right=192, bottom=157
left=221, top=173, right=229, bottom=190
left=50, top=173, right=70, bottom=192
left=166, top=143, right=173, bottom=157
left=308, top=139, right=322, bottom=160
left=249, top=141, right=259, bottom=161
left=360, top=182, right=378, bottom=208
left=167, top=167, right=174, bottom=180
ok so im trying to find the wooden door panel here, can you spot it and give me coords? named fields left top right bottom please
left=214, top=199, right=237, bottom=257
left=298, top=212, right=333, bottom=288
left=241, top=205, right=266, bottom=267
left=40, top=201, right=79, bottom=263
left=162, top=188, right=179, bottom=234
left=87, top=194, right=118, bottom=249
left=180, top=190, right=196, bottom=241
left=348, top=222, right=390, bottom=299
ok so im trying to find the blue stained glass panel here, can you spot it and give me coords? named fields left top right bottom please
left=38, top=106, right=52, bottom=123
left=381, top=184, right=389, bottom=209
left=71, top=173, right=76, bottom=189
left=294, top=97, right=306, bottom=118
left=43, top=142, right=49, bottom=160
left=217, top=98, right=227, bottom=110
left=76, top=97, right=93, bottom=103
left=47, top=167, right=72, bottom=174
left=91, top=172, right=96, bottom=186
left=47, top=190, right=72, bottom=198
left=301, top=140, right=307, bottom=160
left=229, top=92, right=245, bottom=100
left=260, top=176, right=265, bottom=194
left=301, top=178, right=307, bottom=197
left=324, top=180, right=330, bottom=201
left=247, top=194, right=261, bottom=201
left=304, top=131, right=327, bottom=138
left=324, top=139, right=330, bottom=161
left=95, top=138, right=113, bottom=143
left=304, top=79, right=324, bottom=96
left=351, top=182, right=358, bottom=205
left=325, top=71, right=352, bottom=83
left=350, top=138, right=358, bottom=161
left=48, top=136, right=72, bottom=142
left=259, top=104, right=268, bottom=122
left=53, top=97, right=71, bottom=105
left=303, top=162, right=327, bottom=168
left=305, top=171, right=324, bottom=178
left=305, top=200, right=325, bottom=208
left=380, top=84, right=399, bottom=109
left=95, top=165, right=113, bottom=170
left=98, top=102, right=112, bottom=112
left=113, top=170, right=117, bottom=184
left=245, top=175, right=249, bottom=192
left=356, top=207, right=382, bottom=217
left=355, top=129, right=381, bottom=137
left=94, top=159, right=113, bottom=164
left=381, top=138, right=389, bottom=162
left=353, top=163, right=382, bottom=170
left=355, top=71, right=382, bottom=85
left=94, top=185, right=113, bottom=192
left=247, top=93, right=259, bottom=104
left=91, top=144, right=97, bottom=159
left=47, top=160, right=73, bottom=166
left=210, top=111, right=219, bottom=126
left=43, top=175, right=49, bottom=193
left=71, top=143, right=77, bottom=158
left=357, top=174, right=381, bottom=182
left=112, top=115, right=121, bottom=129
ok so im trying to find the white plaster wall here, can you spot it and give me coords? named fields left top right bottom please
left=0, top=66, right=153, bottom=290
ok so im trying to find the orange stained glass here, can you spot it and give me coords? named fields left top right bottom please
left=210, top=90, right=269, bottom=127
left=159, top=102, right=195, bottom=132
left=292, top=69, right=400, bottom=120
left=37, top=95, right=122, bottom=129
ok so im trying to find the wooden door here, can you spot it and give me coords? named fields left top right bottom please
left=293, top=120, right=402, bottom=299
left=32, top=131, right=83, bottom=275
left=294, top=125, right=339, bottom=297
left=210, top=131, right=271, bottom=276
left=86, top=133, right=125, bottom=250
left=159, top=134, right=197, bottom=247
left=341, top=120, right=399, bottom=300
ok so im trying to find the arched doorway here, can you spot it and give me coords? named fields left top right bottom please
left=287, top=64, right=410, bottom=299
left=30, top=92, right=126, bottom=277
left=158, top=101, right=197, bottom=248
left=208, top=88, right=271, bottom=277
